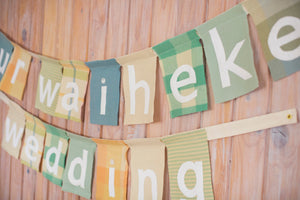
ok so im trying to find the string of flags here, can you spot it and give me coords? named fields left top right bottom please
left=0, top=1, right=299, bottom=126
left=0, top=0, right=299, bottom=199
left=0, top=90, right=297, bottom=199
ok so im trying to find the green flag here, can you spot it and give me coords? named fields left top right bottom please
left=62, top=133, right=96, bottom=199
left=161, top=129, right=214, bottom=200
left=152, top=30, right=208, bottom=118
left=242, top=0, right=300, bottom=81
left=196, top=4, right=259, bottom=103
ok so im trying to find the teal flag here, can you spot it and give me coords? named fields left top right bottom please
left=62, top=133, right=96, bottom=199
left=152, top=30, right=208, bottom=118
left=42, top=124, right=69, bottom=186
left=0, top=32, right=14, bottom=81
left=86, top=59, right=121, bottom=126
left=242, top=0, right=300, bottom=81
left=196, top=5, right=259, bottom=103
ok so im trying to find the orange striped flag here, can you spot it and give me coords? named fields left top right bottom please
left=92, top=139, right=129, bottom=200
left=0, top=43, right=31, bottom=100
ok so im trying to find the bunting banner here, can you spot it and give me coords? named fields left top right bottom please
left=125, top=138, right=165, bottom=200
left=0, top=89, right=298, bottom=199
left=92, top=139, right=129, bottom=200
left=117, top=48, right=157, bottom=124
left=62, top=133, right=96, bottom=199
left=195, top=4, right=259, bottom=103
left=161, top=129, right=214, bottom=200
left=42, top=123, right=69, bottom=186
left=0, top=43, right=32, bottom=100
left=152, top=29, right=208, bottom=118
left=0, top=32, right=14, bottom=82
left=35, top=56, right=63, bottom=116
left=55, top=60, right=89, bottom=122
left=86, top=59, right=121, bottom=126
left=242, top=0, right=300, bottom=81
left=1, top=103, right=25, bottom=159
left=20, top=113, right=46, bottom=171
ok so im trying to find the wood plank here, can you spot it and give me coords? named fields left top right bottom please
left=47, top=0, right=72, bottom=199
left=68, top=1, right=91, bottom=199
left=228, top=13, right=280, bottom=199
left=84, top=0, right=109, bottom=141
left=263, top=75, right=300, bottom=199
left=101, top=0, right=131, bottom=140
left=122, top=0, right=153, bottom=140
left=147, top=0, right=177, bottom=140
left=0, top=102, right=9, bottom=200
left=149, top=1, right=177, bottom=199
left=201, top=1, right=236, bottom=199
left=3, top=1, right=20, bottom=200
left=8, top=0, right=33, bottom=199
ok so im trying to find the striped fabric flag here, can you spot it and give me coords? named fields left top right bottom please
left=116, top=48, right=157, bottom=125
left=35, top=56, right=62, bottom=116
left=0, top=32, right=14, bottom=82
left=55, top=60, right=89, bottom=122
left=86, top=59, right=121, bottom=126
left=62, top=133, right=96, bottom=199
left=41, top=123, right=69, bottom=186
left=125, top=138, right=165, bottom=200
left=92, top=139, right=129, bottom=200
left=161, top=129, right=214, bottom=200
left=20, top=113, right=46, bottom=171
left=152, top=30, right=208, bottom=118
left=195, top=5, right=259, bottom=103
left=1, top=103, right=26, bottom=159
left=242, top=0, right=300, bottom=81
left=0, top=43, right=32, bottom=100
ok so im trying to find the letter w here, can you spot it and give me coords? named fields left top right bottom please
left=5, top=117, right=24, bottom=148
left=39, top=75, right=61, bottom=107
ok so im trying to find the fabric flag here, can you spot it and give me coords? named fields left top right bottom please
left=161, top=129, right=214, bottom=200
left=125, top=138, right=165, bottom=200
left=152, top=30, right=208, bottom=118
left=242, top=0, right=300, bottom=81
left=62, top=133, right=96, bottom=199
left=0, top=43, right=32, bottom=100
left=55, top=60, right=89, bottom=122
left=0, top=32, right=14, bottom=82
left=41, top=123, right=69, bottom=186
left=20, top=113, right=46, bottom=171
left=86, top=59, right=120, bottom=126
left=1, top=102, right=26, bottom=159
left=195, top=4, right=259, bottom=103
left=92, top=139, right=129, bottom=200
left=35, top=56, right=62, bottom=116
left=116, top=48, right=157, bottom=124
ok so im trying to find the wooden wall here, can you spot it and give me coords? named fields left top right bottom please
left=0, top=0, right=299, bottom=199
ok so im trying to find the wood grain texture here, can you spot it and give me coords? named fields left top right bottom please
left=0, top=0, right=300, bottom=200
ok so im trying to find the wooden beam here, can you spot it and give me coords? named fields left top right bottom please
left=206, top=108, right=298, bottom=140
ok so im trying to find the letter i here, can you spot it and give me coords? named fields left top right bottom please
left=109, top=159, right=116, bottom=197
left=100, top=78, right=107, bottom=115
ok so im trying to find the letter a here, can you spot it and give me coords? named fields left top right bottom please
left=209, top=27, right=252, bottom=88
left=177, top=161, right=204, bottom=200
